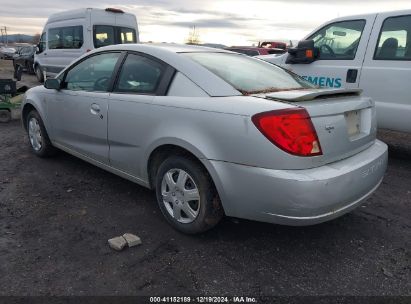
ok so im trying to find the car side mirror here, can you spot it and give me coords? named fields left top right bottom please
left=44, top=79, right=61, bottom=90
left=36, top=45, right=41, bottom=54
left=286, top=39, right=319, bottom=64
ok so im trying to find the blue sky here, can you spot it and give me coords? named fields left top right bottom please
left=1, top=0, right=410, bottom=45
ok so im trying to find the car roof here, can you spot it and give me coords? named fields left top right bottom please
left=100, top=43, right=232, bottom=54
left=227, top=46, right=284, bottom=51
left=88, top=43, right=241, bottom=97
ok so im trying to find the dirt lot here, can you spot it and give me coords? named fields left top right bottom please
left=0, top=59, right=410, bottom=297
left=0, top=59, right=40, bottom=89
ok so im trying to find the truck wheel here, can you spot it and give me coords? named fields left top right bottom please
left=35, top=65, right=44, bottom=83
left=0, top=110, right=11, bottom=123
left=155, top=156, right=224, bottom=234
left=26, top=110, right=56, bottom=157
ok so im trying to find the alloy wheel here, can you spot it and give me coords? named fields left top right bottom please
left=28, top=117, right=43, bottom=151
left=161, top=168, right=201, bottom=224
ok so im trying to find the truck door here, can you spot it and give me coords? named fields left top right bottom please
left=359, top=11, right=411, bottom=133
left=287, top=16, right=377, bottom=89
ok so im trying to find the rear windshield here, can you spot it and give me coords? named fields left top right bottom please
left=183, top=52, right=315, bottom=94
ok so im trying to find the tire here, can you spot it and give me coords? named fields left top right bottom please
left=155, top=156, right=223, bottom=234
left=26, top=110, right=56, bottom=157
left=26, top=61, right=34, bottom=74
left=35, top=65, right=44, bottom=83
left=13, top=61, right=19, bottom=78
left=0, top=110, right=11, bottom=123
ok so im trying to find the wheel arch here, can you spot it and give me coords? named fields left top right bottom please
left=21, top=101, right=49, bottom=133
left=145, top=141, right=227, bottom=211
left=22, top=103, right=37, bottom=130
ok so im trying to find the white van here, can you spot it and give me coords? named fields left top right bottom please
left=260, top=10, right=411, bottom=133
left=34, top=7, right=139, bottom=82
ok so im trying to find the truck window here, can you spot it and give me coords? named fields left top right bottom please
left=119, top=27, right=136, bottom=44
left=94, top=25, right=137, bottom=48
left=48, top=26, right=83, bottom=49
left=308, top=20, right=366, bottom=60
left=94, top=25, right=116, bottom=48
left=374, top=15, right=411, bottom=61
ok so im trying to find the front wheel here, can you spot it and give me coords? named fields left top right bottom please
left=26, top=110, right=56, bottom=157
left=155, top=156, right=224, bottom=234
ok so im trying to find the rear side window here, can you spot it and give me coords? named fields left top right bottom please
left=94, top=25, right=137, bottom=48
left=114, top=54, right=164, bottom=94
left=374, top=15, right=411, bottom=60
left=308, top=20, right=366, bottom=60
left=48, top=26, right=83, bottom=49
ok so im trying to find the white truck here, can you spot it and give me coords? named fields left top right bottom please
left=260, top=10, right=411, bottom=133
left=34, top=8, right=139, bottom=82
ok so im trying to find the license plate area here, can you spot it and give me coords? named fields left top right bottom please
left=345, top=110, right=361, bottom=137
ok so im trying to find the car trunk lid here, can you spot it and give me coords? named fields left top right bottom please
left=260, top=88, right=377, bottom=165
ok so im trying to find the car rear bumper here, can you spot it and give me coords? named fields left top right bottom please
left=210, top=140, right=388, bottom=225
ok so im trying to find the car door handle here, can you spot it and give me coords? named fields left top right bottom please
left=90, top=103, right=104, bottom=119
left=90, top=103, right=101, bottom=114
left=346, top=69, right=358, bottom=83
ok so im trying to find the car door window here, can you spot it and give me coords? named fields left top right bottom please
left=114, top=53, right=164, bottom=94
left=374, top=15, right=411, bottom=60
left=63, top=52, right=121, bottom=92
left=308, top=20, right=366, bottom=60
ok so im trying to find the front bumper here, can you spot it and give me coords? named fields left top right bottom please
left=211, top=140, right=388, bottom=226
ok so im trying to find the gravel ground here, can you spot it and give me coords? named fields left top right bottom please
left=0, top=121, right=410, bottom=297
left=0, top=58, right=410, bottom=297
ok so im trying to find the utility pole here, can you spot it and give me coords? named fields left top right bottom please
left=0, top=26, right=8, bottom=45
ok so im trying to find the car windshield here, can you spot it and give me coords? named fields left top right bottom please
left=183, top=52, right=316, bottom=94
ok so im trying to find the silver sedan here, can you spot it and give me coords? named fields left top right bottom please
left=21, top=44, right=388, bottom=234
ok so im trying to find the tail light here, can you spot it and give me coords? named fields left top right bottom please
left=252, top=108, right=322, bottom=157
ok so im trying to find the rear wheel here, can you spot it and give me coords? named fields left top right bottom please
left=26, top=110, right=56, bottom=157
left=35, top=65, right=44, bottom=83
left=155, top=156, right=223, bottom=234
left=13, top=61, right=20, bottom=78
left=0, top=110, right=11, bottom=123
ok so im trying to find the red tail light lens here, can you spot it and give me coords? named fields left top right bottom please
left=252, top=108, right=322, bottom=157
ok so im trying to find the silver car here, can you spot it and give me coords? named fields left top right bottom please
left=22, top=44, right=388, bottom=234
